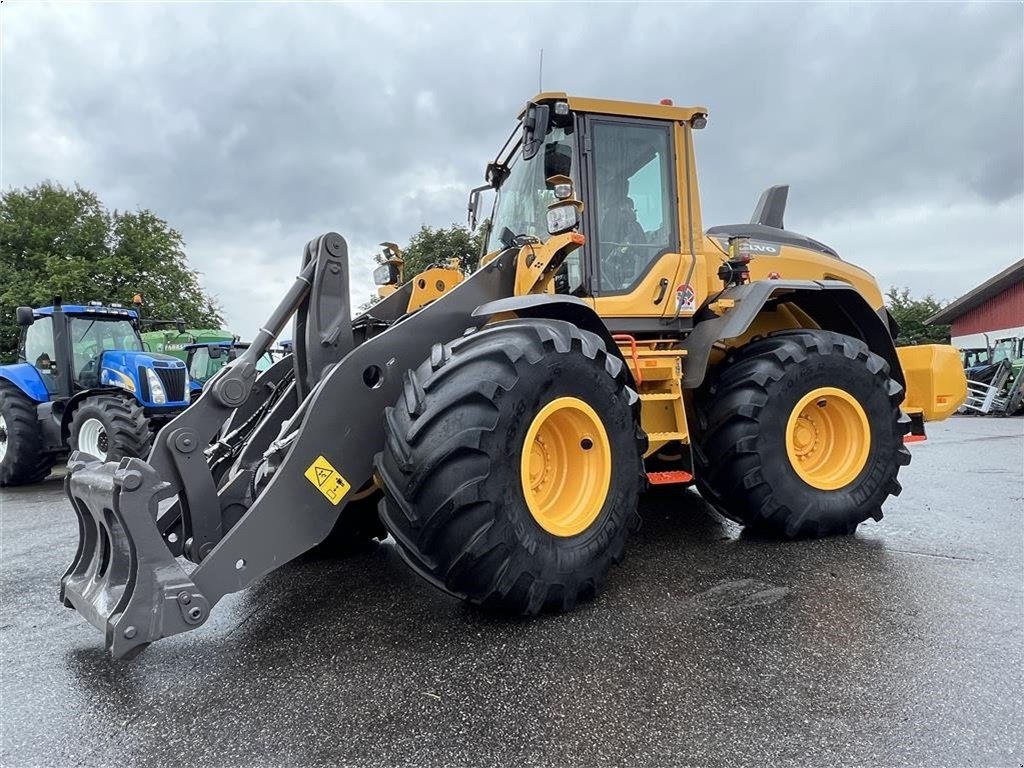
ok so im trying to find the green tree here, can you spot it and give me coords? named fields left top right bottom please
left=0, top=182, right=222, bottom=362
left=362, top=223, right=486, bottom=310
left=401, top=223, right=486, bottom=278
left=885, top=286, right=950, bottom=345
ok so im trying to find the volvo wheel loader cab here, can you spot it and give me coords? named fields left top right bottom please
left=0, top=301, right=190, bottom=486
left=59, top=94, right=967, bottom=658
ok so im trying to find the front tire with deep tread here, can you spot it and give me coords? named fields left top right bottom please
left=376, top=319, right=645, bottom=615
left=69, top=395, right=152, bottom=462
left=0, top=381, right=54, bottom=486
left=693, top=329, right=911, bottom=538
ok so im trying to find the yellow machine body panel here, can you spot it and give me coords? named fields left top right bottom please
left=896, top=344, right=968, bottom=421
left=405, top=264, right=465, bottom=313
left=709, top=238, right=887, bottom=312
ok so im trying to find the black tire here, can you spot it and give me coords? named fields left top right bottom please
left=693, top=329, right=911, bottom=538
left=0, top=381, right=55, bottom=486
left=376, top=319, right=645, bottom=615
left=69, top=395, right=152, bottom=462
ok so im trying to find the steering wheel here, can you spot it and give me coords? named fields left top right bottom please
left=602, top=244, right=644, bottom=289
left=78, top=352, right=102, bottom=388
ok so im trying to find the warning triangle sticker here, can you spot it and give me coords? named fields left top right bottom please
left=304, top=455, right=351, bottom=506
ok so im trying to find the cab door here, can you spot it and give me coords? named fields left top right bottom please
left=579, top=116, right=684, bottom=329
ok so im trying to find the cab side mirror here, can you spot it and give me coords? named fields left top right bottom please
left=176, top=320, right=186, bottom=335
left=16, top=307, right=34, bottom=327
left=208, top=346, right=223, bottom=360
left=522, top=104, right=550, bottom=161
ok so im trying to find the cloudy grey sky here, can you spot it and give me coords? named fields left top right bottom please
left=3, top=2, right=1022, bottom=337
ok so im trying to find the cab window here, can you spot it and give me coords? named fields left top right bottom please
left=188, top=348, right=214, bottom=384
left=22, top=316, right=58, bottom=393
left=591, top=121, right=678, bottom=293
left=68, top=318, right=141, bottom=382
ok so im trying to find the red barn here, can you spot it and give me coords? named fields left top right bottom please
left=927, top=259, right=1024, bottom=354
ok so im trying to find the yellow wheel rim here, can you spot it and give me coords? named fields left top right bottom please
left=785, top=386, right=871, bottom=491
left=520, top=397, right=612, bottom=537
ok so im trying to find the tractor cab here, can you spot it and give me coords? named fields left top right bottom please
left=184, top=340, right=276, bottom=396
left=18, top=301, right=189, bottom=408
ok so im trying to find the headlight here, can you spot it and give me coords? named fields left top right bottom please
left=145, top=368, right=167, bottom=404
left=182, top=367, right=190, bottom=395
left=546, top=203, right=579, bottom=235
left=373, top=263, right=399, bottom=286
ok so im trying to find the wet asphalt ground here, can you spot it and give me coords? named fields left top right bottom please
left=1, top=416, right=1021, bottom=767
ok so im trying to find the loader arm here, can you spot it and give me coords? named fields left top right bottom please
left=61, top=233, right=519, bottom=657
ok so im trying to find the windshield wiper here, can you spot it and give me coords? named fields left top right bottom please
left=499, top=228, right=543, bottom=250
left=76, top=320, right=97, bottom=344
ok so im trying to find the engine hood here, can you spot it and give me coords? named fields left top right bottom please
left=102, top=350, right=186, bottom=370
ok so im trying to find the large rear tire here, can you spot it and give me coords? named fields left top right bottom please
left=0, top=382, right=54, bottom=486
left=376, top=319, right=645, bottom=614
left=693, top=329, right=910, bottom=538
left=69, top=395, right=152, bottom=463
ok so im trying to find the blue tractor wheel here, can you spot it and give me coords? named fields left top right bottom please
left=0, top=381, right=55, bottom=486
left=68, top=396, right=151, bottom=463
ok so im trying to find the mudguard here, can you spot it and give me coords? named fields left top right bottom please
left=472, top=294, right=625, bottom=368
left=0, top=363, right=50, bottom=402
left=680, top=280, right=904, bottom=389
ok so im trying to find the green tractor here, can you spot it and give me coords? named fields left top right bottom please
left=141, top=326, right=236, bottom=362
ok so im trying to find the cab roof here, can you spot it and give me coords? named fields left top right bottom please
left=523, top=92, right=708, bottom=123
left=34, top=305, right=138, bottom=319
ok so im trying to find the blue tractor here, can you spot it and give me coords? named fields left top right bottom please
left=0, top=299, right=190, bottom=485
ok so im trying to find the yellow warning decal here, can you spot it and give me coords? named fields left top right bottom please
left=303, top=455, right=351, bottom=506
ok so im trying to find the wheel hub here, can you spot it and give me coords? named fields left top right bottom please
left=520, top=397, right=612, bottom=537
left=78, top=418, right=110, bottom=462
left=785, top=387, right=871, bottom=491
left=792, top=417, right=818, bottom=457
left=529, top=436, right=553, bottom=492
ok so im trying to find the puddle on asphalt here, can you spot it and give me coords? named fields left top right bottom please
left=693, top=578, right=790, bottom=610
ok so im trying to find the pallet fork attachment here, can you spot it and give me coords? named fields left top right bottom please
left=60, top=232, right=519, bottom=657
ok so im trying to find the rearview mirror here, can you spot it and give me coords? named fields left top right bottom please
left=208, top=346, right=223, bottom=359
left=175, top=320, right=186, bottom=334
left=16, top=307, right=34, bottom=327
left=522, top=104, right=550, bottom=161
left=467, top=183, right=491, bottom=230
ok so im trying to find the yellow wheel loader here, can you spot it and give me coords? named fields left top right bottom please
left=60, top=94, right=968, bottom=657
